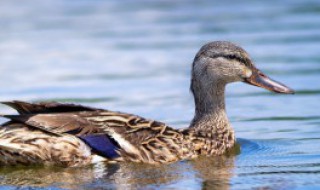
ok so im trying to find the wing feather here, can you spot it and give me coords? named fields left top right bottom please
left=1, top=113, right=103, bottom=136
left=0, top=101, right=183, bottom=163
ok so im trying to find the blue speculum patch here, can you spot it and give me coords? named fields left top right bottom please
left=80, top=134, right=120, bottom=159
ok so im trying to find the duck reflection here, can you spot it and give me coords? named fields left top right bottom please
left=0, top=145, right=239, bottom=189
left=192, top=155, right=236, bottom=190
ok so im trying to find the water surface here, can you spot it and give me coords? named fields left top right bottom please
left=0, top=0, right=319, bottom=189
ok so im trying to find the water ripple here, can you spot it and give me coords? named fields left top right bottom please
left=238, top=116, right=320, bottom=122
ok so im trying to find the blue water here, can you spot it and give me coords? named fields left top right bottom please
left=0, top=0, right=320, bottom=189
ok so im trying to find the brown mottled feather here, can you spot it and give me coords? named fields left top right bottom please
left=0, top=100, right=235, bottom=166
left=2, top=113, right=103, bottom=136
left=0, top=122, right=93, bottom=167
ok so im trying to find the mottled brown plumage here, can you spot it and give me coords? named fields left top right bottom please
left=0, top=41, right=294, bottom=167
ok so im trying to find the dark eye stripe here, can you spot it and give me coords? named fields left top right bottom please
left=194, top=51, right=252, bottom=68
left=207, top=53, right=252, bottom=67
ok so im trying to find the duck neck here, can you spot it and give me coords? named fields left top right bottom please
left=189, top=80, right=231, bottom=134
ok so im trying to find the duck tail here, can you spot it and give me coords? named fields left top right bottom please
left=0, top=114, right=10, bottom=120
left=0, top=101, right=34, bottom=114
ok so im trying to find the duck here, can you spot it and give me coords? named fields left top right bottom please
left=0, top=41, right=294, bottom=167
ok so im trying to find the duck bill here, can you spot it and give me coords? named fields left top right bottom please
left=244, top=70, right=295, bottom=94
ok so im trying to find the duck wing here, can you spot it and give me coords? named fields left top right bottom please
left=1, top=110, right=173, bottom=144
left=0, top=101, right=182, bottom=162
left=1, top=112, right=102, bottom=136
left=0, top=111, right=125, bottom=160
left=1, top=101, right=174, bottom=141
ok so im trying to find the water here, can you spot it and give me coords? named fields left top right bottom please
left=0, top=0, right=319, bottom=189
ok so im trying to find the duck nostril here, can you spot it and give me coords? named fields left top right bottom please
left=258, top=72, right=267, bottom=77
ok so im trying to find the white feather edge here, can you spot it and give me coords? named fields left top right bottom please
left=91, top=155, right=107, bottom=163
left=107, top=128, right=140, bottom=155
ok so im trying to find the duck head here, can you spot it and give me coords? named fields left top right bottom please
left=191, top=41, right=294, bottom=94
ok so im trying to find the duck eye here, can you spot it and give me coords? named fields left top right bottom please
left=224, top=54, right=247, bottom=65
left=227, top=55, right=236, bottom=59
